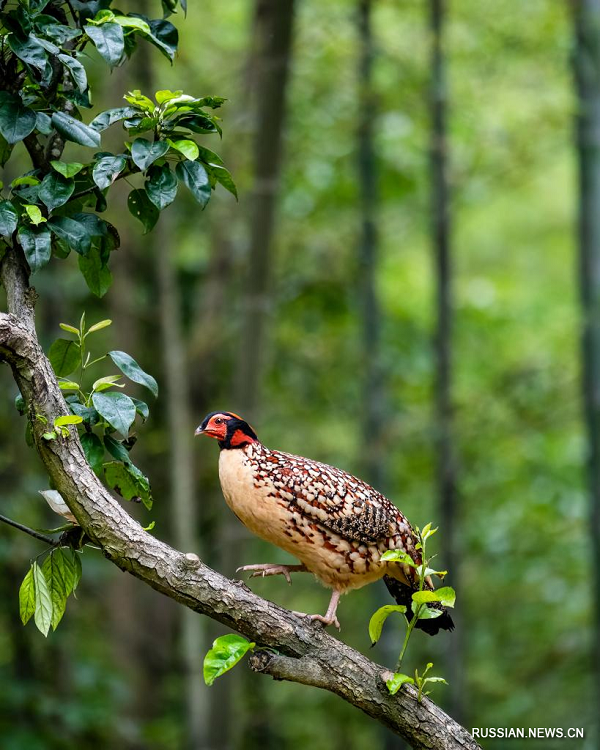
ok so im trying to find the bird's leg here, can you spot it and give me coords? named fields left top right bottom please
left=294, top=589, right=341, bottom=630
left=236, top=563, right=308, bottom=585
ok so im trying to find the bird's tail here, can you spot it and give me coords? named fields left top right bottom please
left=383, top=575, right=454, bottom=636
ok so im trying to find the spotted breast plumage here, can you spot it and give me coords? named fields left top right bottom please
left=195, top=411, right=454, bottom=633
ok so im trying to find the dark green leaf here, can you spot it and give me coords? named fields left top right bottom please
left=209, top=164, right=237, bottom=199
left=48, top=338, right=81, bottom=377
left=58, top=53, right=87, bottom=93
left=92, top=155, right=126, bottom=190
left=131, top=138, right=169, bottom=171
left=90, top=107, right=137, bottom=132
left=8, top=34, right=49, bottom=74
left=127, top=189, right=159, bottom=233
left=78, top=247, right=112, bottom=297
left=368, top=605, right=407, bottom=645
left=176, top=113, right=219, bottom=134
left=0, top=93, right=36, bottom=144
left=19, top=566, right=36, bottom=625
left=92, top=391, right=136, bottom=436
left=42, top=551, right=68, bottom=630
left=146, top=163, right=177, bottom=209
left=104, top=461, right=152, bottom=509
left=48, top=216, right=91, bottom=255
left=0, top=201, right=18, bottom=237
left=39, top=23, right=82, bottom=44
left=108, top=350, right=158, bottom=397
left=84, top=22, right=124, bottom=67
left=104, top=434, right=131, bottom=463
left=203, top=635, right=255, bottom=686
left=145, top=18, right=178, bottom=60
left=51, top=112, right=101, bottom=148
left=35, top=111, right=53, bottom=135
left=0, top=134, right=13, bottom=166
left=18, top=226, right=51, bottom=273
left=176, top=160, right=210, bottom=207
left=69, top=402, right=99, bottom=425
left=80, top=432, right=104, bottom=474
left=33, top=561, right=52, bottom=637
left=39, top=172, right=74, bottom=211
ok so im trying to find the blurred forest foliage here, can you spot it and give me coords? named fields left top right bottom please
left=0, top=0, right=593, bottom=749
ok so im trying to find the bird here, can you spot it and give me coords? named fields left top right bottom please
left=195, top=411, right=454, bottom=633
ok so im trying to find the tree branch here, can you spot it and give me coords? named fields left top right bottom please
left=0, top=513, right=57, bottom=546
left=0, top=263, right=480, bottom=750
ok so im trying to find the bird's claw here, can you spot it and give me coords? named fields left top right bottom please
left=236, top=563, right=293, bottom=585
left=292, top=611, right=341, bottom=631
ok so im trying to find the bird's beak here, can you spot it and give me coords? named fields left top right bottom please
left=194, top=426, right=205, bottom=437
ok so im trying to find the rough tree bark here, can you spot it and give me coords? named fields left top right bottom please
left=0, top=242, right=480, bottom=750
left=573, top=0, right=600, bottom=729
left=429, top=0, right=464, bottom=720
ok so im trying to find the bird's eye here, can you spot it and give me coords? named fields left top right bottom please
left=214, top=417, right=223, bottom=425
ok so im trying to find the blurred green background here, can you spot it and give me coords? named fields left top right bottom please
left=0, top=1, right=594, bottom=748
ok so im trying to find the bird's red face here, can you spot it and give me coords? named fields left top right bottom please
left=195, top=412, right=258, bottom=449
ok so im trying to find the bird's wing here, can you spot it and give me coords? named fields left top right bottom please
left=267, top=449, right=413, bottom=546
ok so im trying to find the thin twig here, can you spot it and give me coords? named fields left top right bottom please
left=0, top=513, right=57, bottom=546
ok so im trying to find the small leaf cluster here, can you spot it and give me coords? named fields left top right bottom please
left=0, top=1, right=233, bottom=297
left=203, top=634, right=255, bottom=686
left=45, top=315, right=156, bottom=509
left=19, top=547, right=82, bottom=637
left=369, top=523, right=456, bottom=701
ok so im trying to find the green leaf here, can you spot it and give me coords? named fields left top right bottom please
left=209, top=164, right=238, bottom=199
left=18, top=226, right=51, bottom=273
left=33, top=561, right=53, bottom=637
left=413, top=604, right=443, bottom=619
left=59, top=381, right=79, bottom=390
left=0, top=93, right=36, bottom=144
left=48, top=216, right=91, bottom=255
left=433, top=586, right=456, bottom=608
left=380, top=550, right=417, bottom=567
left=19, top=566, right=36, bottom=625
left=108, top=350, right=158, bottom=397
left=59, top=322, right=79, bottom=335
left=132, top=397, right=149, bottom=421
left=425, top=677, right=448, bottom=684
left=85, top=22, right=124, bottom=67
left=176, top=160, right=210, bottom=207
left=54, top=548, right=76, bottom=597
left=72, top=551, right=82, bottom=591
left=48, top=338, right=81, bottom=377
left=411, top=590, right=439, bottom=605
left=113, top=15, right=151, bottom=34
left=155, top=89, right=183, bottom=104
left=386, top=673, right=415, bottom=695
left=203, top=635, right=255, bottom=686
left=168, top=138, right=199, bottom=160
left=92, top=374, right=124, bottom=392
left=124, top=90, right=155, bottom=112
left=90, top=107, right=137, bottom=132
left=0, top=133, right=13, bottom=166
left=51, top=112, right=101, bottom=148
left=87, top=318, right=112, bottom=333
left=0, top=200, right=18, bottom=237
left=51, top=161, right=84, bottom=178
left=54, top=415, right=83, bottom=427
left=92, top=155, right=127, bottom=190
left=131, top=138, right=169, bottom=171
left=42, top=551, right=68, bottom=630
left=81, top=432, right=104, bottom=473
left=78, top=247, right=112, bottom=297
left=104, top=461, right=153, bottom=509
left=58, top=53, right=87, bottom=93
left=146, top=163, right=177, bottom=210
left=368, top=605, right=407, bottom=645
left=24, top=204, right=46, bottom=225
left=39, top=172, right=75, bottom=211
left=127, top=189, right=159, bottom=233
left=92, top=391, right=136, bottom=436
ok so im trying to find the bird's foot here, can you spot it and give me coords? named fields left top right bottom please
left=236, top=563, right=305, bottom=585
left=292, top=611, right=341, bottom=631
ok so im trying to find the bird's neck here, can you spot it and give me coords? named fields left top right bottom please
left=218, top=431, right=260, bottom=451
